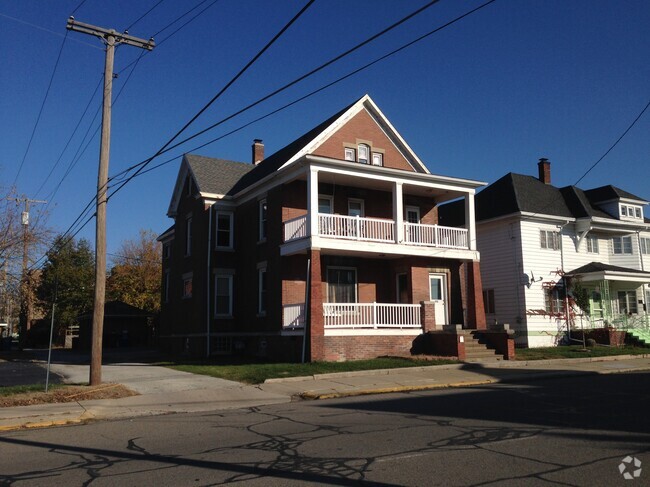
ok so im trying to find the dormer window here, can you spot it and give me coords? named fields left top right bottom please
left=620, top=204, right=643, bottom=220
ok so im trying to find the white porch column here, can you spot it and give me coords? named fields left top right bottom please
left=307, top=168, right=319, bottom=237
left=465, top=192, right=477, bottom=250
left=393, top=181, right=404, bottom=243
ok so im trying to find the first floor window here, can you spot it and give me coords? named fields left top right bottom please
left=182, top=276, right=193, bottom=298
left=618, top=290, right=638, bottom=315
left=544, top=286, right=565, bottom=314
left=483, top=289, right=495, bottom=314
left=327, top=267, right=357, bottom=303
left=540, top=230, right=560, bottom=250
left=612, top=236, right=633, bottom=255
left=163, top=270, right=170, bottom=303
left=215, top=275, right=233, bottom=316
left=258, top=268, right=267, bottom=315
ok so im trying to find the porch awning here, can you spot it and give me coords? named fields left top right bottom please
left=567, top=262, right=650, bottom=284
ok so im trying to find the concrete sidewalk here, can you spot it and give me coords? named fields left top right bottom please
left=1, top=354, right=650, bottom=432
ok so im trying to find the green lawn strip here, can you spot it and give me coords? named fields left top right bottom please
left=0, top=383, right=67, bottom=396
left=515, top=345, right=649, bottom=361
left=168, top=357, right=456, bottom=384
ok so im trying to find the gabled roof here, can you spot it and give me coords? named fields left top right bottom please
left=584, top=185, right=648, bottom=204
left=167, top=155, right=252, bottom=216
left=167, top=94, right=434, bottom=216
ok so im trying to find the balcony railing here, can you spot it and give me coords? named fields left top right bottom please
left=319, top=214, right=394, bottom=243
left=403, top=222, right=468, bottom=249
left=283, top=213, right=469, bottom=250
left=282, top=303, right=305, bottom=329
left=323, top=302, right=421, bottom=329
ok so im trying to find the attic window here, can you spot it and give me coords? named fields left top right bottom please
left=358, top=144, right=369, bottom=164
left=344, top=148, right=356, bottom=161
left=372, top=152, right=383, bottom=166
left=621, top=204, right=642, bottom=220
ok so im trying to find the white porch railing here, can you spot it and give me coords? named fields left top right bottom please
left=323, top=302, right=421, bottom=329
left=404, top=222, right=468, bottom=249
left=319, top=214, right=394, bottom=243
left=283, top=214, right=470, bottom=251
left=282, top=303, right=305, bottom=329
left=284, top=215, right=307, bottom=242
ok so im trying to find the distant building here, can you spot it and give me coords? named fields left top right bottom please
left=439, top=159, right=650, bottom=347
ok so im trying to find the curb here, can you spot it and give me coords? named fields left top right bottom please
left=0, top=416, right=87, bottom=432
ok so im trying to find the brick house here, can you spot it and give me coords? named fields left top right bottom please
left=158, top=95, right=488, bottom=361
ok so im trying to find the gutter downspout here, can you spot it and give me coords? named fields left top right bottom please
left=206, top=206, right=213, bottom=358
left=637, top=231, right=648, bottom=325
left=559, top=221, right=572, bottom=342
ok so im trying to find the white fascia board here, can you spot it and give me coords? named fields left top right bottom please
left=579, top=271, right=650, bottom=283
left=234, top=162, right=306, bottom=205
left=307, top=155, right=485, bottom=192
left=589, top=217, right=650, bottom=233
left=518, top=212, right=576, bottom=224
left=279, top=95, right=430, bottom=174
left=619, top=197, right=649, bottom=205
left=362, top=96, right=430, bottom=174
left=157, top=228, right=175, bottom=242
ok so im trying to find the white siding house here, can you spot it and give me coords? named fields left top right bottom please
left=440, top=159, right=650, bottom=347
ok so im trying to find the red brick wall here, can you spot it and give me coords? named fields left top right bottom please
left=312, top=110, right=416, bottom=172
left=322, top=335, right=417, bottom=361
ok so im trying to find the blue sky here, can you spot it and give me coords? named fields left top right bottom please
left=1, top=0, right=649, bottom=262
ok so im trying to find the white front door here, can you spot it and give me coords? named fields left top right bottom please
left=429, top=273, right=448, bottom=325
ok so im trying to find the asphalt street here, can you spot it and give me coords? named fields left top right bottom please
left=1, top=371, right=648, bottom=486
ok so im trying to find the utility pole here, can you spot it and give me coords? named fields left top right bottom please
left=9, top=197, right=46, bottom=348
left=67, top=18, right=154, bottom=385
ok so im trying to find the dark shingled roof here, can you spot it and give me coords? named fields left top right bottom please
left=584, top=185, right=647, bottom=204
left=185, top=155, right=253, bottom=196
left=438, top=171, right=647, bottom=226
left=568, top=262, right=650, bottom=276
left=228, top=101, right=356, bottom=195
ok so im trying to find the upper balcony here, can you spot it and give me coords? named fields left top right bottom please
left=284, top=214, right=468, bottom=249
left=278, top=158, right=481, bottom=260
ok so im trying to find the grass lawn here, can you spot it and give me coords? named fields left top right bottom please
left=515, top=345, right=650, bottom=361
left=167, top=357, right=456, bottom=384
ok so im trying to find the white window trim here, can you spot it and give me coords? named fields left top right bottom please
left=612, top=235, right=633, bottom=255
left=540, top=229, right=560, bottom=250
left=215, top=211, right=234, bottom=249
left=640, top=237, right=650, bottom=255
left=344, top=147, right=356, bottom=162
left=586, top=235, right=599, bottom=254
left=326, top=266, right=358, bottom=303
left=214, top=274, right=233, bottom=317
left=357, top=143, right=370, bottom=164
left=372, top=152, right=384, bottom=166
left=405, top=206, right=420, bottom=223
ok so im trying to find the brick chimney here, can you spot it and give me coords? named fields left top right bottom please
left=537, top=158, right=551, bottom=184
left=252, top=139, right=264, bottom=165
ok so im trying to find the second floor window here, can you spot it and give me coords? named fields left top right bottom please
left=540, top=230, right=560, bottom=250
left=586, top=236, right=599, bottom=254
left=216, top=212, right=233, bottom=249
left=640, top=237, right=650, bottom=255
left=185, top=217, right=192, bottom=256
left=259, top=199, right=267, bottom=241
left=182, top=275, right=193, bottom=299
left=215, top=275, right=233, bottom=316
left=612, top=236, right=633, bottom=255
left=258, top=267, right=267, bottom=315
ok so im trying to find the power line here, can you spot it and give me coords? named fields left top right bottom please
left=70, top=0, right=89, bottom=16
left=13, top=30, right=69, bottom=187
left=111, top=0, right=493, bottom=186
left=108, top=0, right=317, bottom=198
left=0, top=12, right=102, bottom=50
left=574, top=98, right=650, bottom=186
left=125, top=0, right=166, bottom=32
